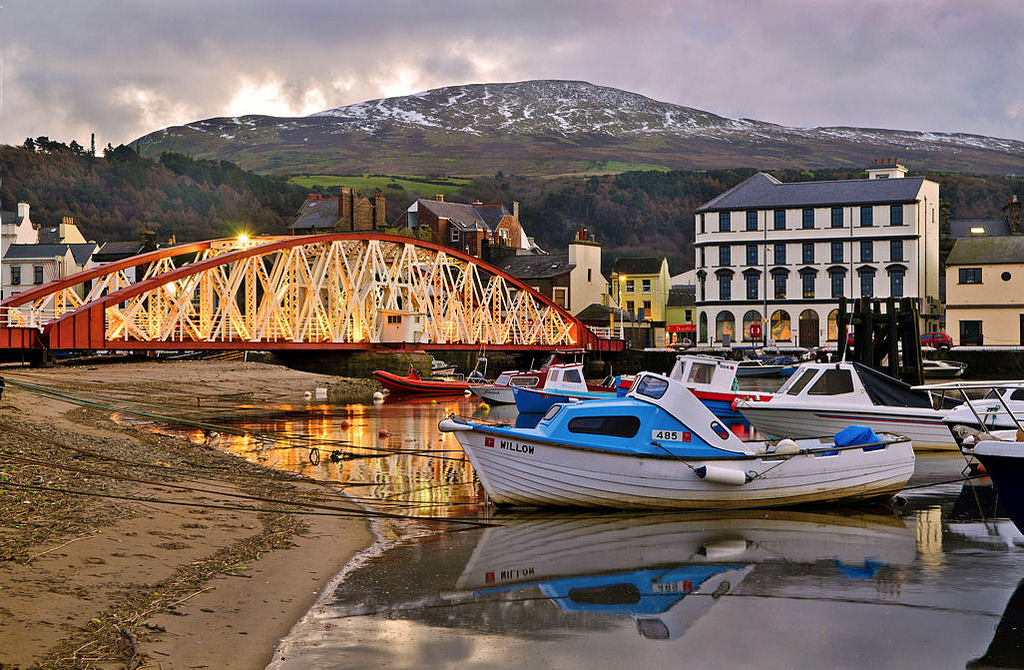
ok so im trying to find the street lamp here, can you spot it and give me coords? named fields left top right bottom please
left=618, top=274, right=627, bottom=338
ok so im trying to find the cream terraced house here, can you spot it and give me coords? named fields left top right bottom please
left=945, top=235, right=1024, bottom=346
left=693, top=163, right=940, bottom=348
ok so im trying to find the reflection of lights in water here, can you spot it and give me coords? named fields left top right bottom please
left=112, top=399, right=485, bottom=517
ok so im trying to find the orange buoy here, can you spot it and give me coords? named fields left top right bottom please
left=378, top=428, right=389, bottom=438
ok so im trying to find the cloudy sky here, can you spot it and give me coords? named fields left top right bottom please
left=1, top=0, right=1022, bottom=150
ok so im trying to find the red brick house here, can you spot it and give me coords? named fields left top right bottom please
left=405, top=196, right=529, bottom=258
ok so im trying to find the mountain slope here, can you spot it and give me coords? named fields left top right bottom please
left=135, top=80, right=1024, bottom=176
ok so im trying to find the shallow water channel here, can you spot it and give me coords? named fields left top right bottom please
left=131, top=395, right=1024, bottom=669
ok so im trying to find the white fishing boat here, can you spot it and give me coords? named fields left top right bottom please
left=924, top=380, right=1024, bottom=446
left=469, top=350, right=600, bottom=405
left=668, top=354, right=773, bottom=423
left=921, top=359, right=967, bottom=379
left=439, top=371, right=914, bottom=509
left=737, top=361, right=960, bottom=451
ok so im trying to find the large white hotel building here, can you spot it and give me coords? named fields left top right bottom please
left=693, top=162, right=940, bottom=348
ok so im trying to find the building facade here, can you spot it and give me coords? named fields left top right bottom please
left=494, top=228, right=606, bottom=315
left=406, top=196, right=529, bottom=259
left=693, top=163, right=940, bottom=348
left=945, top=236, right=1024, bottom=346
left=611, top=257, right=671, bottom=347
left=290, top=188, right=386, bottom=235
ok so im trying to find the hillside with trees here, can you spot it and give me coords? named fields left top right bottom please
left=0, top=140, right=308, bottom=244
left=3, top=140, right=1023, bottom=276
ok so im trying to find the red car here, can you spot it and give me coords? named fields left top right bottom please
left=921, top=332, right=953, bottom=349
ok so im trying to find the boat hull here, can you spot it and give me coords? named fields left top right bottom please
left=449, top=426, right=914, bottom=510
left=372, top=370, right=470, bottom=397
left=973, top=440, right=1024, bottom=533
left=513, top=387, right=617, bottom=414
left=739, top=405, right=958, bottom=451
left=469, top=385, right=516, bottom=404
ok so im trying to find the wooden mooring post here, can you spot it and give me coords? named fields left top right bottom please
left=837, top=297, right=923, bottom=386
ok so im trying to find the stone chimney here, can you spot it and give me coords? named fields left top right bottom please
left=18, top=202, right=30, bottom=223
left=374, top=193, right=386, bottom=229
left=339, top=187, right=351, bottom=226
left=1005, top=194, right=1022, bottom=235
left=512, top=200, right=520, bottom=221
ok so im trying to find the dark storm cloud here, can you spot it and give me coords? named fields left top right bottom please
left=1, top=0, right=1021, bottom=149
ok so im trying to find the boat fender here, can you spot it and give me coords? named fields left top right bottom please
left=372, top=391, right=384, bottom=402
left=464, top=389, right=472, bottom=396
left=700, top=538, right=749, bottom=560
left=774, top=438, right=799, bottom=454
left=438, top=417, right=473, bottom=432
left=480, top=403, right=490, bottom=411
left=730, top=398, right=739, bottom=412
left=1018, top=428, right=1024, bottom=441
left=694, top=465, right=749, bottom=485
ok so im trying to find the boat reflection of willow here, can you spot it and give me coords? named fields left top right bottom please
left=439, top=371, right=914, bottom=509
left=456, top=510, right=915, bottom=640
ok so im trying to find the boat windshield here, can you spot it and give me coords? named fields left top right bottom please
left=510, top=376, right=540, bottom=388
left=540, top=405, right=563, bottom=423
left=495, top=374, right=511, bottom=385
left=807, top=369, right=854, bottom=395
left=786, top=368, right=818, bottom=396
left=687, top=362, right=716, bottom=385
left=635, top=375, right=669, bottom=400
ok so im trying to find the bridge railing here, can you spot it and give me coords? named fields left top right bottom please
left=0, top=305, right=57, bottom=330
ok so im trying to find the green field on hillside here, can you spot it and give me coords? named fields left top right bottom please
left=288, top=174, right=471, bottom=197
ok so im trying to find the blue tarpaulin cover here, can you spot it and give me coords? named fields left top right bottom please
left=834, top=424, right=881, bottom=447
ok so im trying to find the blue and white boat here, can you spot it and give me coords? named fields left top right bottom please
left=439, top=371, right=914, bottom=509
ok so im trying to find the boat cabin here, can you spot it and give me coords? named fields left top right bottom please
left=774, top=362, right=938, bottom=409
left=668, top=355, right=741, bottom=395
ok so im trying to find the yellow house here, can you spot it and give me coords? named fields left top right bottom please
left=611, top=257, right=671, bottom=346
left=945, top=236, right=1024, bottom=346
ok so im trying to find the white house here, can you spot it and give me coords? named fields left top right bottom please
left=693, top=162, right=940, bottom=348
left=2, top=215, right=96, bottom=301
left=1, top=202, right=39, bottom=300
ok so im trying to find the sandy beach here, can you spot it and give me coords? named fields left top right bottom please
left=0, top=359, right=379, bottom=669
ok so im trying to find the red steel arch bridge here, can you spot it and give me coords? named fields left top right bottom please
left=0, top=234, right=623, bottom=354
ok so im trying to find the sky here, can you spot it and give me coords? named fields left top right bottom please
left=1, top=0, right=1022, bottom=150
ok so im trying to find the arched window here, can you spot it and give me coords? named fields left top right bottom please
left=742, top=310, right=762, bottom=342
left=770, top=310, right=791, bottom=342
left=716, top=311, right=735, bottom=346
left=699, top=312, right=708, bottom=344
left=827, top=309, right=839, bottom=342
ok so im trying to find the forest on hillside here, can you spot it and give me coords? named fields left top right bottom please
left=0, top=141, right=308, bottom=244
left=3, top=140, right=1022, bottom=275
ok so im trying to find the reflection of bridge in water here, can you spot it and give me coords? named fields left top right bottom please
left=1, top=234, right=624, bottom=354
left=118, top=397, right=486, bottom=515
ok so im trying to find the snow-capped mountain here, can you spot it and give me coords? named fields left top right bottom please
left=135, top=80, right=1024, bottom=176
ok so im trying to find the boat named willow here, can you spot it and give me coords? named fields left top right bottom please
left=439, top=371, right=913, bottom=509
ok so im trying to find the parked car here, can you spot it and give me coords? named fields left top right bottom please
left=921, top=332, right=953, bottom=349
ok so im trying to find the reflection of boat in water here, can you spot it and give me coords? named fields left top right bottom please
left=968, top=577, right=1024, bottom=669
left=456, top=509, right=915, bottom=640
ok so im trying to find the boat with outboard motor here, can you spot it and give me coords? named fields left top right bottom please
left=470, top=349, right=605, bottom=405
left=667, top=355, right=772, bottom=423
left=438, top=370, right=914, bottom=509
left=737, top=361, right=961, bottom=451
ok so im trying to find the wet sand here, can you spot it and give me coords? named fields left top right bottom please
left=0, top=359, right=377, bottom=669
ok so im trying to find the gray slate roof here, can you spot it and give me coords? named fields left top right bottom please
left=418, top=200, right=510, bottom=232
left=946, top=236, right=1024, bottom=266
left=94, top=241, right=146, bottom=262
left=695, top=172, right=927, bottom=213
left=949, top=219, right=1012, bottom=239
left=576, top=303, right=637, bottom=323
left=495, top=253, right=573, bottom=280
left=612, top=257, right=666, bottom=275
left=289, top=198, right=340, bottom=231
left=4, top=243, right=97, bottom=265
left=667, top=286, right=695, bottom=307
left=1, top=212, right=26, bottom=225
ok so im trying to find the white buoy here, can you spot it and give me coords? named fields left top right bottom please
left=694, top=465, right=748, bottom=485
left=774, top=438, right=799, bottom=454
left=303, top=391, right=312, bottom=399
left=372, top=391, right=384, bottom=402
